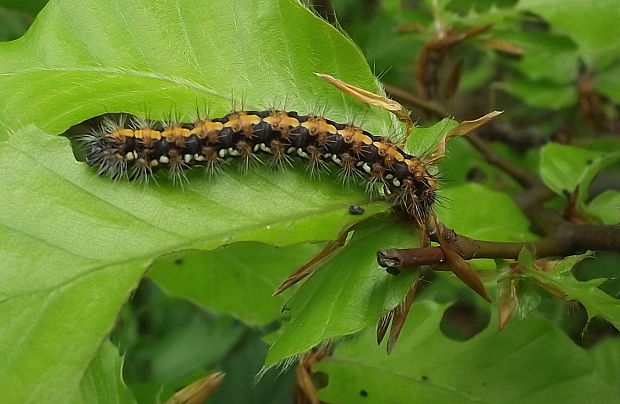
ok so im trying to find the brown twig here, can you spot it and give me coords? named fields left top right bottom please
left=378, top=134, right=620, bottom=273
left=384, top=84, right=450, bottom=118
left=467, top=133, right=542, bottom=189
left=378, top=221, right=620, bottom=272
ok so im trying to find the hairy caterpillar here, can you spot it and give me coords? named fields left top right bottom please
left=82, top=109, right=437, bottom=221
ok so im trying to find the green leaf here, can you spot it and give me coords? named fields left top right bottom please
left=0, top=0, right=399, bottom=398
left=589, top=338, right=620, bottom=394
left=503, top=75, right=576, bottom=110
left=0, top=0, right=47, bottom=15
left=517, top=0, right=620, bottom=65
left=435, top=183, right=536, bottom=241
left=407, top=118, right=458, bottom=157
left=78, top=340, right=137, bottom=404
left=433, top=183, right=537, bottom=270
left=316, top=301, right=620, bottom=403
left=595, top=63, right=620, bottom=106
left=498, top=31, right=578, bottom=83
left=0, top=126, right=384, bottom=401
left=0, top=0, right=396, bottom=136
left=265, top=217, right=419, bottom=366
left=540, top=143, right=620, bottom=201
left=149, top=242, right=324, bottom=326
left=586, top=190, right=620, bottom=225
left=0, top=129, right=148, bottom=404
left=520, top=252, right=620, bottom=329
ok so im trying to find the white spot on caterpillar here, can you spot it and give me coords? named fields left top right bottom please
left=324, top=153, right=332, bottom=158
left=228, top=148, right=240, bottom=156
left=218, top=149, right=227, bottom=158
left=150, top=159, right=158, bottom=167
left=194, top=154, right=205, bottom=162
left=159, top=155, right=170, bottom=164
left=184, top=154, right=193, bottom=163
left=260, top=143, right=272, bottom=153
left=392, top=179, right=401, bottom=187
left=254, top=143, right=261, bottom=152
left=287, top=147, right=296, bottom=154
left=331, top=154, right=342, bottom=165
left=297, top=148, right=309, bottom=159
left=125, top=152, right=135, bottom=161
left=385, top=174, right=394, bottom=180
left=356, top=161, right=364, bottom=167
left=363, top=163, right=371, bottom=174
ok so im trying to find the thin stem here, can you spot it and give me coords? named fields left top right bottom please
left=467, top=133, right=542, bottom=188
left=384, top=84, right=450, bottom=118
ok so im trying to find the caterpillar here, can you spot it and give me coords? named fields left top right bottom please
left=82, top=109, right=437, bottom=221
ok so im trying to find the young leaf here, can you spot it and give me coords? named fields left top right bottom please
left=519, top=253, right=620, bottom=329
left=540, top=143, right=620, bottom=202
left=407, top=118, right=458, bottom=158
left=80, top=340, right=137, bottom=404
left=265, top=217, right=419, bottom=367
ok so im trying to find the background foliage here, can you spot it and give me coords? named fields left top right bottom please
left=0, top=0, right=618, bottom=403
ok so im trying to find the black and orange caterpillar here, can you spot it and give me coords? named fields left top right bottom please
left=83, top=109, right=437, bottom=221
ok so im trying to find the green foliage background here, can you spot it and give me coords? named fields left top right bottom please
left=0, top=0, right=618, bottom=403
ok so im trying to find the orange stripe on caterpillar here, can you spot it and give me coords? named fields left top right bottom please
left=223, top=112, right=262, bottom=137
left=190, top=120, right=224, bottom=142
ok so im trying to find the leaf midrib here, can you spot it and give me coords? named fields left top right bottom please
left=0, top=66, right=227, bottom=100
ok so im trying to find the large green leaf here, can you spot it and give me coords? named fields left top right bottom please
left=0, top=125, right=386, bottom=402
left=0, top=0, right=395, bottom=135
left=0, top=0, right=401, bottom=401
left=316, top=301, right=620, bottom=403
